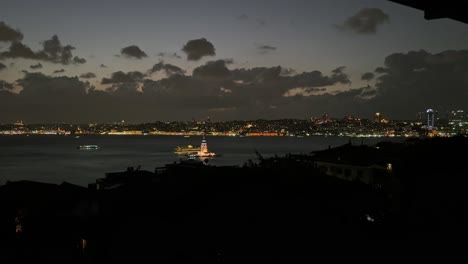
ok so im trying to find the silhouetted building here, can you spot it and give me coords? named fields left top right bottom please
left=312, top=144, right=395, bottom=188
left=95, top=166, right=158, bottom=190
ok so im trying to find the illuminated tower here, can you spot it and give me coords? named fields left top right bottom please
left=200, top=136, right=208, bottom=153
left=374, top=112, right=381, bottom=123
left=427, top=109, right=435, bottom=130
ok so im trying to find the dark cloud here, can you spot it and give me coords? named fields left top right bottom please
left=223, top=58, right=234, bottom=64
left=0, top=21, right=23, bottom=42
left=6, top=49, right=468, bottom=122
left=0, top=61, right=354, bottom=122
left=237, top=14, right=249, bottom=20
left=73, top=56, right=86, bottom=64
left=382, top=50, right=429, bottom=72
left=80, top=72, right=96, bottom=79
left=192, top=60, right=231, bottom=80
left=38, top=35, right=79, bottom=64
left=3, top=71, right=143, bottom=123
left=230, top=66, right=282, bottom=83
left=101, top=71, right=144, bottom=84
left=140, top=62, right=353, bottom=119
left=375, top=67, right=387, bottom=74
left=280, top=67, right=296, bottom=76
left=29, top=63, right=43, bottom=69
left=0, top=35, right=84, bottom=65
left=182, top=38, right=216, bottom=61
left=105, top=82, right=141, bottom=96
left=121, top=45, right=147, bottom=59
left=288, top=68, right=351, bottom=89
left=230, top=65, right=351, bottom=103
left=16, top=72, right=86, bottom=96
left=53, top=69, right=65, bottom=74
left=5, top=72, right=100, bottom=122
left=157, top=52, right=181, bottom=59
left=0, top=80, right=14, bottom=90
left=365, top=49, right=468, bottom=118
left=338, top=8, right=389, bottom=34
left=357, top=85, right=377, bottom=99
left=361, top=72, right=375, bottom=81
left=0, top=62, right=6, bottom=71
left=256, top=18, right=266, bottom=26
left=257, top=44, right=277, bottom=54
left=332, top=66, right=346, bottom=74
left=0, top=41, right=38, bottom=60
left=100, top=64, right=107, bottom=68
left=148, top=61, right=185, bottom=76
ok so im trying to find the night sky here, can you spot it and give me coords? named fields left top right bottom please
left=1, top=0, right=468, bottom=123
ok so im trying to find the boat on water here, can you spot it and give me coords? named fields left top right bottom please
left=174, top=144, right=200, bottom=155
left=77, top=145, right=99, bottom=150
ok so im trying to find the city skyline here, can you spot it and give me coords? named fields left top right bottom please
left=2, top=0, right=468, bottom=122
left=1, top=107, right=466, bottom=124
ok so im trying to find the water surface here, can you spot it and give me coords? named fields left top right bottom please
left=0, top=135, right=403, bottom=186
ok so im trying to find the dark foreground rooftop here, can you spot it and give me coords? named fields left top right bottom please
left=1, top=136, right=468, bottom=262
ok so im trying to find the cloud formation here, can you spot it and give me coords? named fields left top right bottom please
left=257, top=44, right=277, bottom=54
left=283, top=87, right=326, bottom=97
left=357, top=85, right=377, bottom=99
left=0, top=62, right=6, bottom=71
left=53, top=69, right=65, bottom=74
left=192, top=60, right=231, bottom=80
left=40, top=35, right=75, bottom=64
left=157, top=52, right=181, bottom=59
left=0, top=41, right=37, bottom=60
left=1, top=60, right=355, bottom=122
left=182, top=38, right=215, bottom=61
left=4, top=49, right=468, bottom=122
left=100, top=64, right=107, bottom=68
left=101, top=71, right=144, bottom=84
left=16, top=72, right=85, bottom=95
left=361, top=72, right=375, bottom=81
left=121, top=45, right=147, bottom=59
left=0, top=21, right=23, bottom=42
left=0, top=80, right=13, bottom=90
left=80, top=72, right=96, bottom=79
left=148, top=61, right=185, bottom=76
left=369, top=49, right=468, bottom=117
left=73, top=56, right=86, bottom=64
left=256, top=18, right=266, bottom=26
left=338, top=8, right=389, bottom=34
left=375, top=67, right=387, bottom=74
left=29, top=63, right=43, bottom=69
left=280, top=67, right=296, bottom=76
left=0, top=35, right=85, bottom=65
